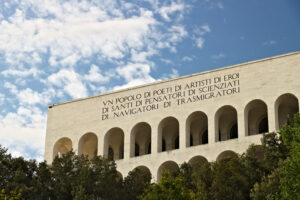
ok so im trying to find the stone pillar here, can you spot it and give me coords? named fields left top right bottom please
left=123, top=127, right=131, bottom=160
left=267, top=100, right=277, bottom=132
left=151, top=121, right=159, bottom=154
left=237, top=109, right=246, bottom=139
left=98, top=133, right=104, bottom=156
left=179, top=118, right=186, bottom=149
left=208, top=112, right=215, bottom=144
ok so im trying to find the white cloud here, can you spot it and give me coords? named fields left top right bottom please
left=204, top=1, right=224, bottom=10
left=182, top=56, right=193, bottom=61
left=168, top=25, right=188, bottom=43
left=114, top=63, right=156, bottom=90
left=0, top=93, right=4, bottom=105
left=211, top=53, right=225, bottom=59
left=4, top=81, right=55, bottom=105
left=192, top=24, right=210, bottom=49
left=131, top=49, right=157, bottom=63
left=160, top=58, right=174, bottom=65
left=263, top=40, right=277, bottom=46
left=217, top=2, right=224, bottom=9
left=0, top=2, right=157, bottom=66
left=195, top=37, right=205, bottom=48
left=1, top=67, right=43, bottom=78
left=169, top=68, right=179, bottom=78
left=84, top=64, right=110, bottom=83
left=160, top=68, right=179, bottom=80
left=17, top=88, right=55, bottom=105
left=0, top=106, right=46, bottom=161
left=158, top=1, right=185, bottom=21
left=48, top=69, right=88, bottom=99
left=194, top=24, right=211, bottom=36
left=4, top=82, right=18, bottom=94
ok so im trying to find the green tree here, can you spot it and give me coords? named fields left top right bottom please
left=192, top=162, right=214, bottom=200
left=122, top=168, right=151, bottom=200
left=279, top=114, right=300, bottom=200
left=140, top=172, right=193, bottom=200
left=0, top=189, right=23, bottom=200
left=250, top=168, right=281, bottom=200
left=211, top=156, right=249, bottom=200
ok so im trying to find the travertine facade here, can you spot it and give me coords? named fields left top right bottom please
left=45, top=51, right=300, bottom=181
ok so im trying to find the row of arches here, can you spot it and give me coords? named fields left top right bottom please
left=120, top=146, right=263, bottom=181
left=53, top=93, right=299, bottom=161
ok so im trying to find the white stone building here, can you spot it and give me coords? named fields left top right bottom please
left=45, top=51, right=300, bottom=181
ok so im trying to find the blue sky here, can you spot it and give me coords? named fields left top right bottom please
left=0, top=0, right=299, bottom=161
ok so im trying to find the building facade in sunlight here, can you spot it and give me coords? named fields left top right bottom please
left=45, top=51, right=300, bottom=181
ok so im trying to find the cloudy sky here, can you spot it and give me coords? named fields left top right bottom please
left=0, top=0, right=299, bottom=161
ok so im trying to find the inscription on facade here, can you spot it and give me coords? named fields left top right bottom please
left=101, top=73, right=240, bottom=120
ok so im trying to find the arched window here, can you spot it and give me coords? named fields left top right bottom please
left=275, top=93, right=299, bottom=129
left=157, top=161, right=179, bottom=181
left=186, top=111, right=208, bottom=147
left=215, top=105, right=238, bottom=141
left=244, top=99, right=268, bottom=136
left=104, top=128, right=124, bottom=160
left=158, top=117, right=179, bottom=152
left=175, top=136, right=179, bottom=149
left=135, top=143, right=140, bottom=156
left=53, top=137, right=72, bottom=160
left=108, top=147, right=114, bottom=160
left=130, top=122, right=151, bottom=157
left=147, top=142, right=151, bottom=154
left=258, top=117, right=268, bottom=133
left=230, top=124, right=238, bottom=139
left=202, top=130, right=208, bottom=144
left=162, top=139, right=166, bottom=152
left=78, top=133, right=98, bottom=159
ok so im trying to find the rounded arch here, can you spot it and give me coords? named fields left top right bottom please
left=244, top=99, right=269, bottom=136
left=133, top=165, right=152, bottom=178
left=130, top=122, right=151, bottom=157
left=188, top=155, right=208, bottom=168
left=78, top=132, right=98, bottom=159
left=275, top=93, right=299, bottom=130
left=157, top=160, right=179, bottom=181
left=104, top=127, right=124, bottom=160
left=186, top=111, right=208, bottom=147
left=216, top=150, right=237, bottom=161
left=158, top=116, right=179, bottom=152
left=215, top=105, right=238, bottom=142
left=53, top=137, right=72, bottom=160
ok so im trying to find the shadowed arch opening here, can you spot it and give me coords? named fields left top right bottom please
left=130, top=122, right=151, bottom=157
left=78, top=133, right=98, bottom=159
left=158, top=117, right=179, bottom=152
left=53, top=137, right=72, bottom=160
left=132, top=166, right=152, bottom=179
left=216, top=150, right=237, bottom=161
left=215, top=105, right=238, bottom=142
left=275, top=93, right=299, bottom=130
left=188, top=155, right=208, bottom=168
left=186, top=111, right=208, bottom=147
left=104, top=128, right=124, bottom=160
left=157, top=160, right=179, bottom=181
left=245, top=99, right=269, bottom=136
